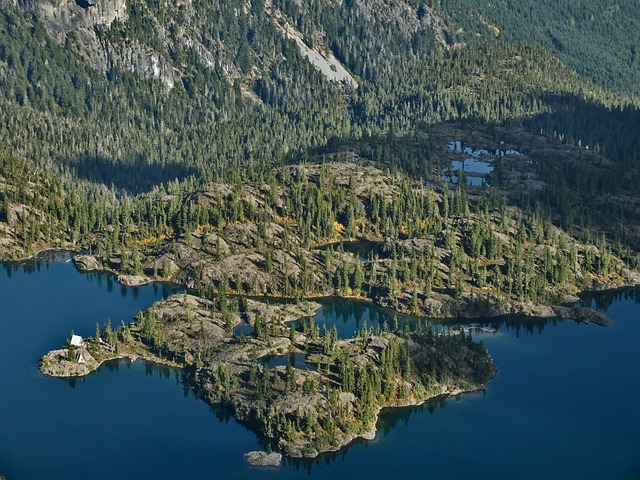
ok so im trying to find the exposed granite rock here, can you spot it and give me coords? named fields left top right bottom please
left=39, top=347, right=101, bottom=377
left=244, top=451, right=282, bottom=467
left=74, top=254, right=99, bottom=272
left=42, top=292, right=496, bottom=459
left=117, top=274, right=151, bottom=286
left=553, top=306, right=611, bottom=326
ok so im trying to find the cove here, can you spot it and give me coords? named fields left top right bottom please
left=1, top=254, right=640, bottom=479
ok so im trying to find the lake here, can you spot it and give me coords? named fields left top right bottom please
left=1, top=253, right=639, bottom=479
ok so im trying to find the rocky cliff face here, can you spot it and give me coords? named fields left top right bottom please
left=15, top=0, right=126, bottom=36
left=8, top=0, right=454, bottom=93
left=11, top=0, right=180, bottom=88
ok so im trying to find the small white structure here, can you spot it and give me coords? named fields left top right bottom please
left=76, top=352, right=85, bottom=364
left=70, top=335, right=83, bottom=347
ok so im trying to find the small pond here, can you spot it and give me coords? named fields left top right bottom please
left=258, top=352, right=316, bottom=370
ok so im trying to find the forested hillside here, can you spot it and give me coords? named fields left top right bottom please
left=436, top=0, right=640, bottom=97
left=0, top=0, right=639, bottom=292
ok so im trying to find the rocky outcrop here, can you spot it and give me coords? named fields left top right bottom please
left=12, top=0, right=179, bottom=89
left=116, top=274, right=151, bottom=286
left=39, top=346, right=102, bottom=377
left=15, top=0, right=127, bottom=36
left=392, top=289, right=612, bottom=325
left=244, top=451, right=282, bottom=467
left=553, top=306, right=611, bottom=326
left=74, top=254, right=99, bottom=272
left=40, top=293, right=496, bottom=459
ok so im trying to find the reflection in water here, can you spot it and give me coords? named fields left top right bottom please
left=580, top=287, right=640, bottom=312
left=234, top=323, right=254, bottom=337
left=451, top=159, right=494, bottom=174
left=0, top=251, right=70, bottom=278
left=4, top=253, right=640, bottom=479
left=279, top=393, right=473, bottom=475
left=300, top=298, right=423, bottom=339
left=281, top=436, right=372, bottom=474
left=495, top=316, right=557, bottom=337
left=258, top=352, right=315, bottom=370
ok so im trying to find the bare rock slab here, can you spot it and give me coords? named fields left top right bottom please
left=244, top=451, right=282, bottom=467
left=74, top=255, right=99, bottom=272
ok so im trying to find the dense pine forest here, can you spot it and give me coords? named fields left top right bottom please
left=1, top=0, right=640, bottom=309
left=437, top=0, right=640, bottom=97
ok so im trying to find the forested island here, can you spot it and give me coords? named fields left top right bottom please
left=8, top=152, right=640, bottom=321
left=40, top=293, right=496, bottom=458
left=0, top=0, right=639, bottom=468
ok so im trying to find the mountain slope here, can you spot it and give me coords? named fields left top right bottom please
left=436, top=0, right=640, bottom=97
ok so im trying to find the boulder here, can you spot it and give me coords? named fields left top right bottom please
left=74, top=255, right=99, bottom=271
left=244, top=451, right=282, bottom=467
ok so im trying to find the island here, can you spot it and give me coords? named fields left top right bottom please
left=40, top=293, right=496, bottom=458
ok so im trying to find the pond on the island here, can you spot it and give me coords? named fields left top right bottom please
left=441, top=174, right=489, bottom=187
left=297, top=297, right=421, bottom=339
left=258, top=352, right=316, bottom=371
left=1, top=253, right=639, bottom=480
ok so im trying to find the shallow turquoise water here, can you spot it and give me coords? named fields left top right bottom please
left=1, top=254, right=639, bottom=479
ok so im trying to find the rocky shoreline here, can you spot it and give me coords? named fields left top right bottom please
left=39, top=292, right=496, bottom=460
left=73, top=252, right=619, bottom=326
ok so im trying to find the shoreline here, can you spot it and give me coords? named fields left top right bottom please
left=37, top=292, right=496, bottom=460
left=39, top=343, right=181, bottom=379
left=3, top=246, right=638, bottom=324
left=39, top=342, right=491, bottom=459
left=70, top=251, right=628, bottom=325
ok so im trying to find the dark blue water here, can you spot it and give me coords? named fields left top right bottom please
left=1, top=254, right=640, bottom=479
left=308, top=298, right=419, bottom=339
left=259, top=352, right=315, bottom=371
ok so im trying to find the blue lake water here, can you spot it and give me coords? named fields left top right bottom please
left=441, top=174, right=489, bottom=187
left=306, top=298, right=419, bottom=339
left=451, top=158, right=494, bottom=174
left=444, top=140, right=525, bottom=187
left=448, top=140, right=523, bottom=157
left=259, top=352, right=315, bottom=371
left=1, top=254, right=640, bottom=479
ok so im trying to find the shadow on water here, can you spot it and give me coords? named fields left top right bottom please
left=74, top=0, right=95, bottom=8
left=579, top=287, right=640, bottom=312
left=297, top=296, right=600, bottom=342
left=301, top=298, right=421, bottom=339
left=258, top=352, right=316, bottom=371
left=1, top=250, right=69, bottom=278
left=1, top=251, right=182, bottom=302
left=280, top=391, right=487, bottom=473
left=81, top=358, right=260, bottom=434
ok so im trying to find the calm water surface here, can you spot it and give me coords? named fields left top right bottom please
left=1, top=254, right=639, bottom=479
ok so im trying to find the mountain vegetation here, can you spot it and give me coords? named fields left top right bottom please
left=2, top=0, right=639, bottom=461
left=437, top=0, right=640, bottom=97
left=40, top=292, right=496, bottom=457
